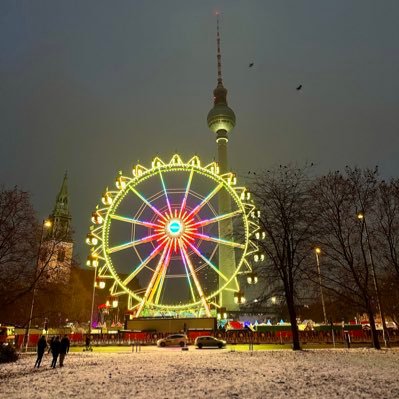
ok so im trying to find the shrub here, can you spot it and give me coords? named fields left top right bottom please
left=0, top=345, right=19, bottom=363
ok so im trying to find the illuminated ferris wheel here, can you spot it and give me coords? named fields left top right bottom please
left=86, top=155, right=261, bottom=317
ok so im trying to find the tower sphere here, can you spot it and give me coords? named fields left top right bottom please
left=207, top=101, right=236, bottom=134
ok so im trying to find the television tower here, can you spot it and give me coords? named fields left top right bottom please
left=207, top=14, right=238, bottom=310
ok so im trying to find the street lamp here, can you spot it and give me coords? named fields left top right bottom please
left=87, top=250, right=104, bottom=333
left=357, top=211, right=390, bottom=347
left=25, top=219, right=52, bottom=352
left=314, top=247, right=327, bottom=324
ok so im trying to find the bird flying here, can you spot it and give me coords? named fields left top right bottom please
left=296, top=84, right=302, bottom=90
left=249, top=62, right=254, bottom=68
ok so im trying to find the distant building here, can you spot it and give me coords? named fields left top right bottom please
left=40, top=173, right=73, bottom=283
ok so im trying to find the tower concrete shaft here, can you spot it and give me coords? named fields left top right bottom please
left=217, top=135, right=238, bottom=310
left=207, top=15, right=238, bottom=310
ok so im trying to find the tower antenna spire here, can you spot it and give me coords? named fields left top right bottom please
left=216, top=12, right=223, bottom=85
left=207, top=12, right=236, bottom=133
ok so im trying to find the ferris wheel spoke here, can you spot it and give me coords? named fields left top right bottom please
left=179, top=240, right=211, bottom=317
left=158, top=170, right=172, bottom=216
left=108, top=232, right=163, bottom=254
left=153, top=262, right=168, bottom=305
left=150, top=244, right=172, bottom=304
left=130, top=186, right=166, bottom=219
left=179, top=242, right=197, bottom=302
left=179, top=168, right=194, bottom=217
left=122, top=243, right=164, bottom=286
left=110, top=214, right=159, bottom=229
left=191, top=232, right=245, bottom=249
left=185, top=240, right=229, bottom=282
left=136, top=242, right=171, bottom=317
left=192, top=209, right=242, bottom=228
left=187, top=183, right=224, bottom=218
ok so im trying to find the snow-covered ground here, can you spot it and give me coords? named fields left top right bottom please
left=1, top=348, right=398, bottom=398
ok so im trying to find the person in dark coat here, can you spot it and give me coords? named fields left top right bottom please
left=50, top=336, right=61, bottom=368
left=85, top=335, right=91, bottom=351
left=59, top=335, right=70, bottom=367
left=34, top=335, right=47, bottom=368
left=48, top=336, right=54, bottom=354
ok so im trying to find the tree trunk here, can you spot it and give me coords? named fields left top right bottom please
left=366, top=302, right=381, bottom=350
left=286, top=294, right=301, bottom=350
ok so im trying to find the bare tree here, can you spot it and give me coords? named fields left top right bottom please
left=251, top=165, right=316, bottom=350
left=0, top=186, right=37, bottom=311
left=375, top=179, right=399, bottom=280
left=311, top=168, right=383, bottom=349
left=374, top=179, right=399, bottom=324
left=0, top=185, right=74, bottom=332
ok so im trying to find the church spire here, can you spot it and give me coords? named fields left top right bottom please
left=42, top=172, right=74, bottom=284
left=53, top=171, right=69, bottom=217
left=48, top=172, right=72, bottom=241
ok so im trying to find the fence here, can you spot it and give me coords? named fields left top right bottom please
left=14, top=328, right=399, bottom=350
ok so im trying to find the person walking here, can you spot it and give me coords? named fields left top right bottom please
left=50, top=336, right=61, bottom=368
left=85, top=335, right=91, bottom=351
left=48, top=336, right=54, bottom=354
left=59, top=335, right=70, bottom=367
left=34, top=335, right=47, bottom=368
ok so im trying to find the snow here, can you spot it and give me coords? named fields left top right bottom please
left=1, top=348, right=398, bottom=398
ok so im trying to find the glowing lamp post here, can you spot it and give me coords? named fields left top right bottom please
left=314, top=247, right=327, bottom=324
left=25, top=219, right=52, bottom=352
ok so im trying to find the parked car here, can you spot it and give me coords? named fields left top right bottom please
left=157, top=334, right=187, bottom=348
left=194, top=336, right=226, bottom=349
left=0, top=326, right=15, bottom=346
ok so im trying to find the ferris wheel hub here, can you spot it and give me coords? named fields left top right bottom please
left=166, top=219, right=184, bottom=237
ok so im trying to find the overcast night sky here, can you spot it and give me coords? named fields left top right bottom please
left=1, top=1, right=398, bottom=259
